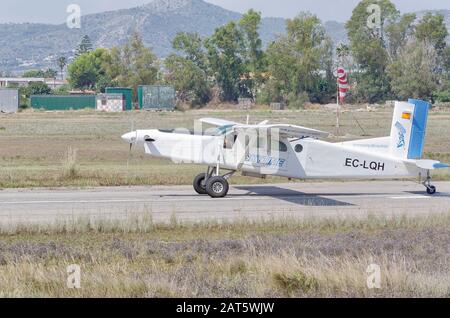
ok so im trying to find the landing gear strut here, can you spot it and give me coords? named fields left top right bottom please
left=422, top=170, right=437, bottom=195
left=193, top=167, right=235, bottom=198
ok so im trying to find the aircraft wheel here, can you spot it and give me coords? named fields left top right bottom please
left=206, top=176, right=229, bottom=198
left=193, top=173, right=208, bottom=195
left=426, top=185, right=437, bottom=195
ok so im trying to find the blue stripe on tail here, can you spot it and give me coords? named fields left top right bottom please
left=407, top=99, right=430, bottom=159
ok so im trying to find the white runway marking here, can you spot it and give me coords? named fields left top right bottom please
left=390, top=196, right=431, bottom=200
left=0, top=194, right=402, bottom=205
left=0, top=196, right=271, bottom=205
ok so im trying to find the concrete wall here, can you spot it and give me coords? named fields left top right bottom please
left=0, top=89, right=19, bottom=113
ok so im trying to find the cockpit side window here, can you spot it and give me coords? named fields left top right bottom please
left=224, top=133, right=238, bottom=149
left=256, top=137, right=288, bottom=155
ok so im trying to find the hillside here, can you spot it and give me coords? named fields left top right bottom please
left=0, top=1, right=448, bottom=74
left=0, top=0, right=286, bottom=73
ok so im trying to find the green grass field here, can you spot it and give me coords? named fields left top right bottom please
left=0, top=107, right=449, bottom=188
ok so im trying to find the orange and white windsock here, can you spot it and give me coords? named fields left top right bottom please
left=337, top=67, right=349, bottom=103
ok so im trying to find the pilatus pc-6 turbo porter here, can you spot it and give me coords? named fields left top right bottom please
left=122, top=99, right=449, bottom=198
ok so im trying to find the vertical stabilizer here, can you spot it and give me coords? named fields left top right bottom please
left=389, top=99, right=430, bottom=159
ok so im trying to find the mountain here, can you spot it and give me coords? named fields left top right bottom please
left=0, top=1, right=448, bottom=74
left=0, top=0, right=286, bottom=73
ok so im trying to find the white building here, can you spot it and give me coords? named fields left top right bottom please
left=0, top=77, right=68, bottom=89
left=0, top=89, right=19, bottom=113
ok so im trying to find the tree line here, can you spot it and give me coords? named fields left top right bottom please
left=25, top=0, right=450, bottom=107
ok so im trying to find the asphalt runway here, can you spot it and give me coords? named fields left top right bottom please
left=0, top=181, right=449, bottom=224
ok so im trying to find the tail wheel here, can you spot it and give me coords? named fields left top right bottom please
left=426, top=185, right=437, bottom=195
left=205, top=176, right=229, bottom=198
left=193, top=173, right=207, bottom=195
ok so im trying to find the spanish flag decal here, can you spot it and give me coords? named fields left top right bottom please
left=402, top=112, right=412, bottom=120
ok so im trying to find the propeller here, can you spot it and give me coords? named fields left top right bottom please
left=126, top=117, right=137, bottom=171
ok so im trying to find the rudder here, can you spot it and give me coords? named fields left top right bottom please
left=407, top=99, right=429, bottom=159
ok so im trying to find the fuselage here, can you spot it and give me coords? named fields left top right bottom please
left=123, top=129, right=425, bottom=181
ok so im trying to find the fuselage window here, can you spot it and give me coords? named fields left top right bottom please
left=295, top=144, right=303, bottom=153
left=278, top=141, right=288, bottom=152
left=256, top=138, right=287, bottom=153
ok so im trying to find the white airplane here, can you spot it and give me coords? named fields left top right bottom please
left=122, top=99, right=449, bottom=198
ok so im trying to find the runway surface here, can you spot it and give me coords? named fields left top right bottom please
left=0, top=181, right=449, bottom=223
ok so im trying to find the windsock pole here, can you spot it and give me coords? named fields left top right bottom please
left=336, top=67, right=340, bottom=137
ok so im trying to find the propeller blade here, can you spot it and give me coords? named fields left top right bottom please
left=126, top=115, right=136, bottom=175
left=127, top=142, right=133, bottom=170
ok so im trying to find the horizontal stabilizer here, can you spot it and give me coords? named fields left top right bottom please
left=433, top=163, right=450, bottom=169
left=414, top=160, right=450, bottom=170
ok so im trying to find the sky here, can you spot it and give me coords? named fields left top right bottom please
left=0, top=0, right=449, bottom=24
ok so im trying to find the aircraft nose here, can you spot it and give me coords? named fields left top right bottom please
left=121, top=132, right=136, bottom=144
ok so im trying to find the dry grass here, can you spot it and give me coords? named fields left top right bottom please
left=60, top=146, right=79, bottom=180
left=0, top=214, right=449, bottom=297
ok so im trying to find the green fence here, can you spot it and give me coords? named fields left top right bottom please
left=138, top=85, right=175, bottom=110
left=31, top=95, right=96, bottom=110
left=105, top=87, right=133, bottom=111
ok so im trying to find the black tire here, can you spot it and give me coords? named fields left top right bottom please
left=193, top=173, right=207, bottom=195
left=205, top=176, right=229, bottom=198
left=427, top=185, right=437, bottom=195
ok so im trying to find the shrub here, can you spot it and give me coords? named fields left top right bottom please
left=286, top=92, right=310, bottom=110
left=61, top=146, right=79, bottom=180
left=273, top=272, right=319, bottom=295
left=433, top=90, right=450, bottom=103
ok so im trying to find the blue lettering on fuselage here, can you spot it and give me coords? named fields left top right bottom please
left=245, top=155, right=286, bottom=168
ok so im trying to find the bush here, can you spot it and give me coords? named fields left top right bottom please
left=286, top=91, right=310, bottom=110
left=255, top=80, right=283, bottom=105
left=434, top=90, right=450, bottom=103
left=52, top=84, right=71, bottom=95
left=27, top=81, right=52, bottom=95
left=18, top=86, right=30, bottom=109
left=273, top=272, right=319, bottom=295
left=309, top=78, right=335, bottom=104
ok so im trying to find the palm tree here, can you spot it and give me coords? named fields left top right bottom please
left=57, top=56, right=67, bottom=80
left=336, top=44, right=350, bottom=60
left=75, top=35, right=93, bottom=57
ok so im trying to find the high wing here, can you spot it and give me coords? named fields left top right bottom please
left=233, top=124, right=329, bottom=139
left=199, top=118, right=329, bottom=139
left=199, top=118, right=239, bottom=127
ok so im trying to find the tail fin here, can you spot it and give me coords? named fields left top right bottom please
left=389, top=99, right=430, bottom=159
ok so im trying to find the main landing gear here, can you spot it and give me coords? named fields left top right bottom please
left=193, top=167, right=235, bottom=198
left=422, top=170, right=437, bottom=195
